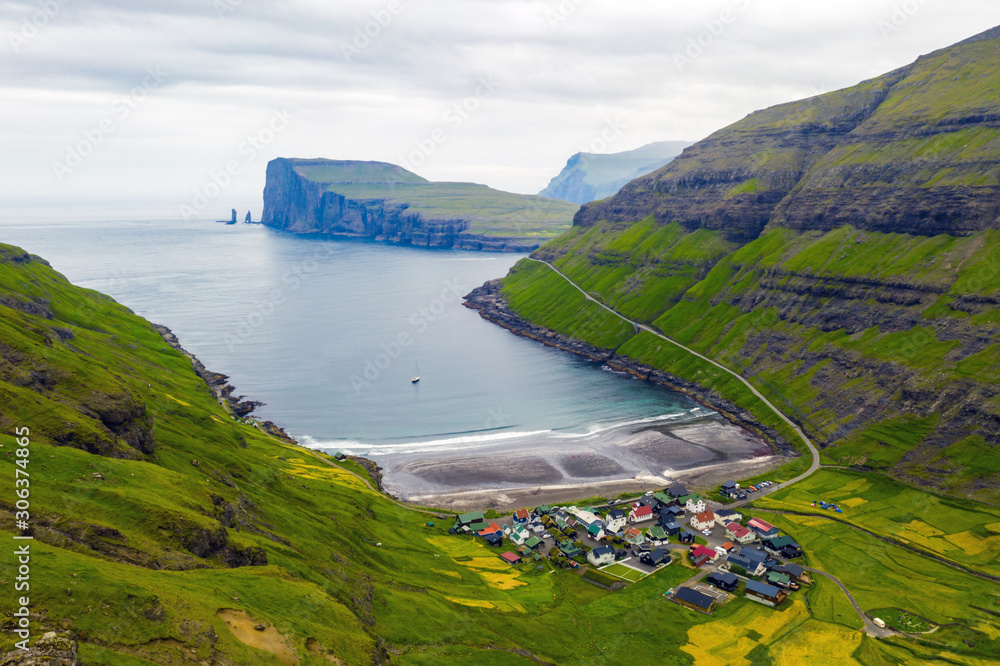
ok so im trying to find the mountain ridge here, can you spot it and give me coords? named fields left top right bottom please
left=481, top=25, right=1000, bottom=502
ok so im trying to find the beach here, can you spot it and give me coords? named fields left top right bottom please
left=374, top=414, right=785, bottom=511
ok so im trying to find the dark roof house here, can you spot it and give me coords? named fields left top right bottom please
left=706, top=572, right=739, bottom=592
left=673, top=586, right=714, bottom=613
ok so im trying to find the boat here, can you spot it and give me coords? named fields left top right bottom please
left=411, top=363, right=420, bottom=384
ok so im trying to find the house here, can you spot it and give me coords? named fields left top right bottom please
left=333, top=451, right=347, bottom=461
left=726, top=551, right=766, bottom=577
left=457, top=511, right=485, bottom=527
left=653, top=492, right=673, bottom=507
left=512, top=508, right=531, bottom=524
left=725, top=522, right=756, bottom=544
left=745, top=579, right=788, bottom=607
left=535, top=505, right=553, bottom=516
left=558, top=540, right=581, bottom=558
left=720, top=481, right=739, bottom=497
left=646, top=525, right=670, bottom=546
left=587, top=522, right=606, bottom=541
left=615, top=548, right=629, bottom=560
left=524, top=536, right=543, bottom=550
left=508, top=524, right=530, bottom=545
left=587, top=545, right=616, bottom=567
left=678, top=530, right=696, bottom=544
left=641, top=549, right=670, bottom=566
left=765, top=571, right=791, bottom=588
left=661, top=520, right=681, bottom=536
left=770, top=563, right=806, bottom=582
left=720, top=541, right=735, bottom=553
left=569, top=508, right=603, bottom=528
left=629, top=505, right=654, bottom=523
left=500, top=552, right=522, bottom=565
left=714, top=508, right=742, bottom=524
left=623, top=527, right=646, bottom=545
left=605, top=509, right=628, bottom=534
left=484, top=532, right=504, bottom=547
left=673, top=586, right=714, bottom=613
left=690, top=545, right=718, bottom=565
left=706, top=572, right=739, bottom=592
left=668, top=484, right=688, bottom=498
left=762, top=535, right=803, bottom=559
left=684, top=496, right=706, bottom=514
left=478, top=522, right=503, bottom=537
left=747, top=517, right=779, bottom=539
left=690, top=511, right=716, bottom=530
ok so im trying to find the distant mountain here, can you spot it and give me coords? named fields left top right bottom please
left=260, top=158, right=579, bottom=252
left=538, top=141, right=692, bottom=204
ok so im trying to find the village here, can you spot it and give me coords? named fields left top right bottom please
left=447, top=480, right=813, bottom=615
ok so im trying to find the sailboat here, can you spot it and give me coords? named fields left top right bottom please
left=411, top=362, right=420, bottom=384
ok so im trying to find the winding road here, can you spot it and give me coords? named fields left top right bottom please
left=524, top=258, right=899, bottom=636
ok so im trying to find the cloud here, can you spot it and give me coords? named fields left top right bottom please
left=1, top=0, right=999, bottom=220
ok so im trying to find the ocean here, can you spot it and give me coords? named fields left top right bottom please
left=0, top=219, right=766, bottom=498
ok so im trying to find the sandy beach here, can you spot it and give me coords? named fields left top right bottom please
left=372, top=415, right=787, bottom=511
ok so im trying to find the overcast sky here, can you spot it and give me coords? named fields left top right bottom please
left=3, top=0, right=999, bottom=221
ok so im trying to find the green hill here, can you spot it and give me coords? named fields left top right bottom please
left=260, top=159, right=579, bottom=252
left=477, top=26, right=1000, bottom=502
left=2, top=247, right=998, bottom=661
left=539, top=141, right=692, bottom=205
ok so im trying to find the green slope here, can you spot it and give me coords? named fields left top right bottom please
left=490, top=26, right=1000, bottom=502
left=2, top=243, right=998, bottom=664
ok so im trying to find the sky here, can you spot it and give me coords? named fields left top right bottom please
left=2, top=0, right=999, bottom=221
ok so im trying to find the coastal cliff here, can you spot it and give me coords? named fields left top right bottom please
left=478, top=26, right=1000, bottom=502
left=260, top=158, right=579, bottom=252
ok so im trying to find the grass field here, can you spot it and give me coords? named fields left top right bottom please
left=766, top=513, right=1000, bottom=661
left=601, top=563, right=647, bottom=582
left=753, top=468, right=1000, bottom=577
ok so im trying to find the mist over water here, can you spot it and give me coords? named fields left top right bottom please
left=0, top=220, right=702, bottom=466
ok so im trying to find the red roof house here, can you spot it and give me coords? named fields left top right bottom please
left=630, top=505, right=654, bottom=523
left=478, top=522, right=503, bottom=536
left=500, top=552, right=522, bottom=565
left=512, top=509, right=531, bottom=523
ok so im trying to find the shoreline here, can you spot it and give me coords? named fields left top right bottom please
left=463, top=279, right=796, bottom=456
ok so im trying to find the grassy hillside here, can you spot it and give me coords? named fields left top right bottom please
left=492, top=26, right=1000, bottom=502
left=2, top=243, right=998, bottom=663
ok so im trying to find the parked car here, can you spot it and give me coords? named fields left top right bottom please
left=701, top=529, right=712, bottom=536
left=644, top=491, right=654, bottom=496
left=542, top=532, right=552, bottom=539
left=747, top=487, right=756, bottom=493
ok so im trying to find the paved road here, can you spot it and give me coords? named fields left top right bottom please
left=524, top=259, right=904, bottom=636
left=527, top=257, right=821, bottom=489
left=802, top=566, right=897, bottom=638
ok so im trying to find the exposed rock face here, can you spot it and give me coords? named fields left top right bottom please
left=484, top=26, right=1000, bottom=500
left=260, top=158, right=578, bottom=252
left=0, top=632, right=79, bottom=665
left=539, top=141, right=692, bottom=205
left=576, top=30, right=1000, bottom=240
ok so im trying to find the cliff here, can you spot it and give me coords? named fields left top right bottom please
left=480, top=26, right=1000, bottom=502
left=538, top=140, right=691, bottom=205
left=260, top=158, right=579, bottom=252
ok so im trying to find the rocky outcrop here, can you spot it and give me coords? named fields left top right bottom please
left=260, top=158, right=577, bottom=252
left=0, top=632, right=79, bottom=665
left=574, top=27, right=1000, bottom=241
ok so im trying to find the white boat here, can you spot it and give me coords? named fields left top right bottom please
left=411, top=362, right=420, bottom=384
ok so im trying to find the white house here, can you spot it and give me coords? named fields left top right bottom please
left=685, top=496, right=706, bottom=514
left=604, top=509, right=628, bottom=534
left=587, top=545, right=616, bottom=567
left=507, top=524, right=530, bottom=546
left=629, top=505, right=654, bottom=523
left=690, top=511, right=716, bottom=531
left=714, top=508, right=742, bottom=524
